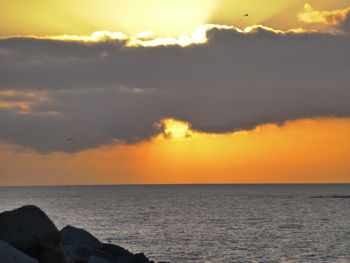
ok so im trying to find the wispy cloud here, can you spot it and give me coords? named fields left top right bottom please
left=298, top=4, right=350, bottom=29
left=0, top=90, right=52, bottom=114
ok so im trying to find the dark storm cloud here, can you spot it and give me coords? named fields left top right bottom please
left=0, top=26, right=350, bottom=152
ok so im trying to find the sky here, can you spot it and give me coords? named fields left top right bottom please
left=1, top=0, right=350, bottom=185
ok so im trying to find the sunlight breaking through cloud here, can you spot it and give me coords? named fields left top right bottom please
left=1, top=24, right=312, bottom=47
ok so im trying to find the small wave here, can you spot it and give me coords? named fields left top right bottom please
left=311, top=195, right=350, bottom=199
left=278, top=224, right=304, bottom=229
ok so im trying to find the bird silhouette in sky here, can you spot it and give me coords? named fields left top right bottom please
left=65, top=137, right=74, bottom=142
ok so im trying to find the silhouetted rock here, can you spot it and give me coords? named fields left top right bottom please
left=100, top=243, right=132, bottom=258
left=0, top=240, right=39, bottom=263
left=62, top=226, right=101, bottom=251
left=61, top=225, right=133, bottom=263
left=127, top=253, right=151, bottom=263
left=0, top=206, right=158, bottom=263
left=87, top=255, right=112, bottom=263
left=0, top=205, right=69, bottom=263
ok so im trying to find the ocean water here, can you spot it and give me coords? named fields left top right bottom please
left=1, top=184, right=350, bottom=263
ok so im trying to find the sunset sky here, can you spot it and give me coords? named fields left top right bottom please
left=1, top=0, right=350, bottom=185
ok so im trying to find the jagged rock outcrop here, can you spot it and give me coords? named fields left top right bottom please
left=0, top=205, right=159, bottom=263
left=61, top=225, right=134, bottom=263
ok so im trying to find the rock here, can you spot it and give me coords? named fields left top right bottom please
left=126, top=253, right=151, bottom=263
left=64, top=245, right=91, bottom=262
left=0, top=205, right=69, bottom=263
left=0, top=206, right=157, bottom=263
left=88, top=255, right=113, bottom=263
left=61, top=225, right=101, bottom=251
left=61, top=225, right=132, bottom=263
left=0, top=240, right=39, bottom=263
left=99, top=243, right=132, bottom=258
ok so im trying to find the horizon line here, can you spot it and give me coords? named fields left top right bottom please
left=1, top=182, right=350, bottom=188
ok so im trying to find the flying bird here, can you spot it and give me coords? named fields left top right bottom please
left=65, top=137, right=74, bottom=142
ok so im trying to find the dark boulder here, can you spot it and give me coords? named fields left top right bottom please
left=61, top=225, right=132, bottom=263
left=0, top=206, right=158, bottom=263
left=0, top=205, right=69, bottom=263
left=87, top=256, right=113, bottom=263
left=126, top=253, right=151, bottom=263
left=61, top=226, right=101, bottom=251
left=100, top=243, right=132, bottom=259
left=0, top=240, right=39, bottom=263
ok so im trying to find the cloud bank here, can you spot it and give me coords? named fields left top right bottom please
left=0, top=22, right=350, bottom=152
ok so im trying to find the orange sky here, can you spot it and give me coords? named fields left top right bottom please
left=1, top=118, right=350, bottom=186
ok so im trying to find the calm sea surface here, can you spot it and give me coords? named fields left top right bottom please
left=1, top=184, right=350, bottom=262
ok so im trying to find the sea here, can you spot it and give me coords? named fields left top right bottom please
left=1, top=184, right=350, bottom=263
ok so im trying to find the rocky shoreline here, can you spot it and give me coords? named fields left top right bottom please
left=0, top=205, right=164, bottom=263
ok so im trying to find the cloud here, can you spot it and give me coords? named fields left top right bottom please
left=2, top=24, right=303, bottom=47
left=298, top=4, right=350, bottom=32
left=0, top=25, right=350, bottom=152
left=0, top=90, right=53, bottom=114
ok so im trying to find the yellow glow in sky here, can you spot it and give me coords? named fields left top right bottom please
left=0, top=0, right=217, bottom=37
left=1, top=0, right=349, bottom=37
left=211, top=0, right=350, bottom=31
